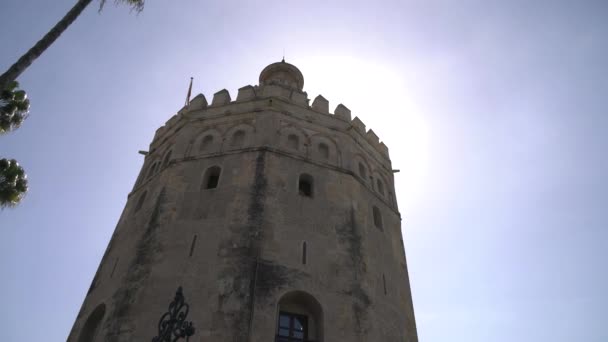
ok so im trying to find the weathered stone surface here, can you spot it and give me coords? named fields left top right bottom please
left=334, top=103, right=352, bottom=121
left=311, top=95, right=329, bottom=114
left=351, top=116, right=366, bottom=134
left=366, top=129, right=380, bottom=145
left=68, top=61, right=416, bottom=342
left=211, top=89, right=231, bottom=106
left=236, top=85, right=256, bottom=102
left=188, top=93, right=208, bottom=110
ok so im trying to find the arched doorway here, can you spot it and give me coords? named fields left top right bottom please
left=276, top=291, right=323, bottom=342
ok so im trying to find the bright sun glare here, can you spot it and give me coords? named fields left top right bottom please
left=294, top=55, right=430, bottom=209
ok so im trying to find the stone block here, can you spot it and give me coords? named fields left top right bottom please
left=188, top=93, right=208, bottom=110
left=290, top=91, right=309, bottom=107
left=262, top=84, right=286, bottom=98
left=211, top=89, right=231, bottom=106
left=312, top=95, right=329, bottom=114
left=366, top=129, right=379, bottom=145
left=379, top=142, right=390, bottom=156
left=351, top=117, right=366, bottom=134
left=334, top=104, right=351, bottom=121
left=236, top=85, right=256, bottom=102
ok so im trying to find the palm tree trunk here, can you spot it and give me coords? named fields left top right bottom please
left=0, top=0, right=93, bottom=91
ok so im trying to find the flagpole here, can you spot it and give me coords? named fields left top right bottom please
left=185, top=77, right=193, bottom=107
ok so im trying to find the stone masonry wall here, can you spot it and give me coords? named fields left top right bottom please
left=68, top=64, right=417, bottom=342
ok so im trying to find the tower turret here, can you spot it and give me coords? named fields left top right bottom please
left=259, top=59, right=305, bottom=90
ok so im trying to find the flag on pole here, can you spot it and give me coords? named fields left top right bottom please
left=185, top=77, right=193, bottom=107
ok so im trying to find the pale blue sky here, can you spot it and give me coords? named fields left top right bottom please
left=1, top=0, right=607, bottom=341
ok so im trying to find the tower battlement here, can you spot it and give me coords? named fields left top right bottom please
left=153, top=61, right=392, bottom=163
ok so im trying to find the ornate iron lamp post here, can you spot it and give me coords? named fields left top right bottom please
left=152, top=286, right=195, bottom=342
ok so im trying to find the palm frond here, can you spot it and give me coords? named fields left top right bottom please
left=0, top=158, right=28, bottom=208
left=99, top=0, right=145, bottom=13
left=0, top=81, right=30, bottom=134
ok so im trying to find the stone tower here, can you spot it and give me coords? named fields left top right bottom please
left=68, top=61, right=418, bottom=342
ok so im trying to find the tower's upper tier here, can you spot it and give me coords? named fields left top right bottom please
left=259, top=60, right=304, bottom=91
left=166, top=60, right=392, bottom=163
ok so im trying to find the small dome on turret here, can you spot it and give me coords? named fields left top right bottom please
left=259, top=59, right=304, bottom=91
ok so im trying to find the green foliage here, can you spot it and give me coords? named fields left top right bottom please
left=0, top=81, right=30, bottom=134
left=0, top=158, right=28, bottom=208
left=99, top=0, right=146, bottom=12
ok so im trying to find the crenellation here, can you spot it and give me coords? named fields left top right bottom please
left=188, top=93, right=208, bottom=110
left=334, top=104, right=351, bottom=121
left=311, top=95, right=329, bottom=114
left=378, top=142, right=389, bottom=157
left=236, top=85, right=256, bottom=102
left=211, top=89, right=231, bottom=106
left=351, top=116, right=366, bottom=135
left=366, top=129, right=380, bottom=146
left=179, top=95, right=392, bottom=167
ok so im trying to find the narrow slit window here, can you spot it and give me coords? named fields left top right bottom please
left=200, top=135, right=214, bottom=151
left=189, top=235, right=198, bottom=257
left=373, top=206, right=383, bottom=230
left=110, top=258, right=119, bottom=278
left=318, top=143, right=329, bottom=159
left=298, top=174, right=313, bottom=197
left=134, top=191, right=147, bottom=213
left=288, top=134, right=299, bottom=150
left=302, top=241, right=307, bottom=265
left=202, top=166, right=221, bottom=189
left=383, top=274, right=387, bottom=295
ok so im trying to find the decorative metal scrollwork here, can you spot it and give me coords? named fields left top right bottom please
left=152, top=286, right=195, bottom=342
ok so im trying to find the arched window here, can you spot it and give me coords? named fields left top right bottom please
left=161, top=150, right=172, bottom=168
left=134, top=191, right=147, bottom=213
left=298, top=174, right=313, bottom=197
left=78, top=303, right=106, bottom=342
left=373, top=206, right=383, bottom=230
left=277, top=291, right=323, bottom=342
left=231, top=130, right=245, bottom=147
left=288, top=134, right=299, bottom=150
left=358, top=162, right=367, bottom=180
left=318, top=143, right=329, bottom=159
left=200, top=135, right=214, bottom=151
left=376, top=179, right=385, bottom=196
left=202, top=166, right=221, bottom=189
